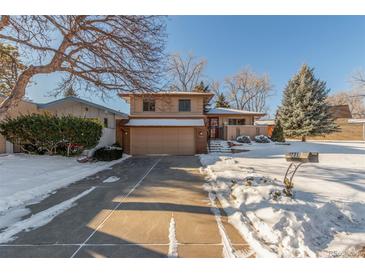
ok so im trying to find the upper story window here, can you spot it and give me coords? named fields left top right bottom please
left=179, top=99, right=191, bottom=112
left=228, top=119, right=246, bottom=125
left=143, top=98, right=155, bottom=112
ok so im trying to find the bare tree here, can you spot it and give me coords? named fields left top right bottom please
left=327, top=90, right=365, bottom=118
left=225, top=67, right=272, bottom=112
left=352, top=69, right=365, bottom=89
left=167, top=52, right=207, bottom=91
left=0, top=15, right=166, bottom=113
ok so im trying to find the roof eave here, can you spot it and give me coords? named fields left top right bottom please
left=38, top=97, right=128, bottom=118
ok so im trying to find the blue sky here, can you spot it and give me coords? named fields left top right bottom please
left=27, top=16, right=365, bottom=116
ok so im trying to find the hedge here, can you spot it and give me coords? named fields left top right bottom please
left=0, top=113, right=103, bottom=156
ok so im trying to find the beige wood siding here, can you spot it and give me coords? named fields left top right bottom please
left=219, top=115, right=254, bottom=126
left=131, top=95, right=204, bottom=116
left=130, top=127, right=195, bottom=155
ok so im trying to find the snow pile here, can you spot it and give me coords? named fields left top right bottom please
left=168, top=216, right=178, bottom=258
left=0, top=153, right=130, bottom=214
left=0, top=187, right=95, bottom=243
left=102, top=176, right=120, bottom=183
left=200, top=141, right=365, bottom=257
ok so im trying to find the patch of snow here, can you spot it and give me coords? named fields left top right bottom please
left=125, top=118, right=204, bottom=126
left=200, top=141, right=365, bottom=257
left=207, top=190, right=237, bottom=258
left=0, top=207, right=31, bottom=230
left=0, top=154, right=130, bottom=214
left=102, top=176, right=120, bottom=183
left=0, top=187, right=95, bottom=243
left=206, top=107, right=264, bottom=115
left=168, top=215, right=178, bottom=258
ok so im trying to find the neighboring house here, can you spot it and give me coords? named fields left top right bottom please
left=348, top=118, right=365, bottom=140
left=0, top=96, right=128, bottom=154
left=254, top=119, right=275, bottom=137
left=254, top=105, right=364, bottom=141
left=307, top=105, right=364, bottom=141
left=118, top=92, right=267, bottom=155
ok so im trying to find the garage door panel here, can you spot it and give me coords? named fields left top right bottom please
left=131, top=127, right=195, bottom=155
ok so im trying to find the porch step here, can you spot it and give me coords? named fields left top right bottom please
left=208, top=140, right=232, bottom=153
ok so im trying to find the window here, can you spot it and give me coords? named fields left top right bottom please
left=143, top=98, right=155, bottom=112
left=228, top=119, right=246, bottom=125
left=103, top=118, right=108, bottom=128
left=179, top=99, right=191, bottom=112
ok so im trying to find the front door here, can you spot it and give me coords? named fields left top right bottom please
left=208, top=117, right=219, bottom=139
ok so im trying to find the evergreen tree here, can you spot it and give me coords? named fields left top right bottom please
left=193, top=81, right=211, bottom=111
left=64, top=86, right=77, bottom=97
left=193, top=81, right=209, bottom=93
left=278, top=64, right=338, bottom=141
left=271, top=118, right=285, bottom=142
left=215, top=93, right=230, bottom=108
left=0, top=43, right=25, bottom=97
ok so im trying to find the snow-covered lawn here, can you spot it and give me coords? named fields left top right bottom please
left=200, top=141, right=365, bottom=258
left=0, top=153, right=130, bottom=232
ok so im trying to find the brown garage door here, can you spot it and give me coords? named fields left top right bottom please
left=131, top=127, right=195, bottom=155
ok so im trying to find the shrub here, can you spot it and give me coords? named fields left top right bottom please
left=271, top=119, right=285, bottom=142
left=94, top=146, right=123, bottom=161
left=254, top=135, right=271, bottom=143
left=283, top=178, right=294, bottom=197
left=236, top=135, right=251, bottom=144
left=0, top=113, right=103, bottom=156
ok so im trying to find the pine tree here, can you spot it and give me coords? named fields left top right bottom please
left=193, top=81, right=209, bottom=93
left=193, top=81, right=211, bottom=111
left=215, top=93, right=231, bottom=108
left=271, top=118, right=285, bottom=142
left=278, top=64, right=338, bottom=141
left=64, top=87, right=77, bottom=97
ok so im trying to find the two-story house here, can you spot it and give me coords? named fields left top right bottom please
left=118, top=91, right=267, bottom=155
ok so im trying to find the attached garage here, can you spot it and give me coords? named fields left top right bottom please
left=131, top=127, right=195, bottom=155
left=123, top=119, right=207, bottom=155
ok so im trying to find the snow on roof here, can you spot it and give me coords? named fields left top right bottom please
left=255, top=119, right=275, bottom=126
left=348, top=119, right=365, bottom=123
left=206, top=107, right=265, bottom=115
left=125, top=118, right=205, bottom=127
left=37, top=96, right=128, bottom=118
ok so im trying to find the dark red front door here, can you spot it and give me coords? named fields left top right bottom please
left=208, top=117, right=219, bottom=139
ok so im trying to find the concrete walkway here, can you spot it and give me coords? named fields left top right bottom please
left=0, top=156, right=253, bottom=258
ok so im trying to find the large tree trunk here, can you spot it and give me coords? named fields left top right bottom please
left=0, top=38, right=70, bottom=115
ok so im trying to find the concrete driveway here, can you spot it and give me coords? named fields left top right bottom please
left=0, top=156, right=252, bottom=258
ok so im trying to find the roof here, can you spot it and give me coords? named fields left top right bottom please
left=37, top=96, right=128, bottom=118
left=328, top=105, right=352, bottom=119
left=125, top=118, right=205, bottom=127
left=255, top=119, right=275, bottom=126
left=348, top=119, right=365, bottom=124
left=206, top=107, right=266, bottom=116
